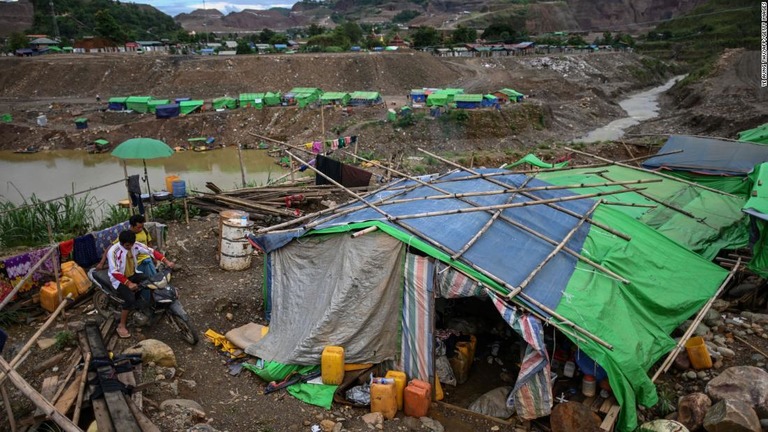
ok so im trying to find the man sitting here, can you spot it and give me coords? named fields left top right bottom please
left=107, top=230, right=174, bottom=339
left=98, top=215, right=158, bottom=276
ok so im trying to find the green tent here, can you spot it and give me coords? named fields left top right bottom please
left=441, top=88, right=464, bottom=102
left=239, top=93, right=260, bottom=108
left=94, top=139, right=110, bottom=146
left=147, top=99, right=170, bottom=113
left=62, top=46, right=73, bottom=52
left=535, top=165, right=749, bottom=260
left=660, top=171, right=752, bottom=196
left=738, top=123, right=768, bottom=145
left=47, top=46, right=62, bottom=52
left=504, top=154, right=569, bottom=170
left=744, top=163, right=768, bottom=276
left=212, top=97, right=237, bottom=110
left=320, top=92, right=351, bottom=105
left=426, top=92, right=448, bottom=107
left=125, top=96, right=152, bottom=113
left=179, top=100, right=204, bottom=115
left=1, top=113, right=12, bottom=123
left=251, top=94, right=265, bottom=110
left=498, top=88, right=525, bottom=102
left=109, top=97, right=128, bottom=104
left=387, top=109, right=396, bottom=122
left=263, top=92, right=281, bottom=106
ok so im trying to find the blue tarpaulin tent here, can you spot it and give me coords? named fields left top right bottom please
left=155, top=104, right=180, bottom=119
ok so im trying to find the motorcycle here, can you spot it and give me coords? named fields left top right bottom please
left=88, top=265, right=199, bottom=345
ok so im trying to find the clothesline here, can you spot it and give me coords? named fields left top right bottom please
left=303, top=135, right=359, bottom=154
left=0, top=178, right=125, bottom=216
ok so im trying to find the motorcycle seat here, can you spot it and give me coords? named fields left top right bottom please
left=93, top=269, right=113, bottom=289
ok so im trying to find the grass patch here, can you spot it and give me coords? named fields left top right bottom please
left=152, top=202, right=201, bottom=222
left=0, top=194, right=96, bottom=249
left=54, top=330, right=76, bottom=350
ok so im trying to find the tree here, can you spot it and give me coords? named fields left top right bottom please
left=269, top=33, right=289, bottom=45
left=482, top=23, right=516, bottom=42
left=393, top=10, right=420, bottom=24
left=340, top=21, right=363, bottom=44
left=307, top=23, right=325, bottom=37
left=259, top=28, right=276, bottom=44
left=95, top=10, right=127, bottom=43
left=566, top=35, right=587, bottom=46
left=7, top=32, right=28, bottom=52
left=451, top=25, right=477, bottom=44
left=602, top=31, right=614, bottom=46
left=236, top=40, right=252, bottom=54
left=411, top=26, right=441, bottom=48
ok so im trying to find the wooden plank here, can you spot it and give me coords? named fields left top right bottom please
left=126, top=397, right=161, bottom=432
left=436, top=401, right=515, bottom=426
left=599, top=396, right=616, bottom=414
left=52, top=379, right=79, bottom=416
left=582, top=396, right=595, bottom=407
left=92, top=397, right=115, bottom=432
left=31, top=352, right=66, bottom=374
left=590, top=396, right=605, bottom=412
left=600, top=405, right=621, bottom=432
left=33, top=376, right=58, bottom=417
left=117, top=367, right=141, bottom=411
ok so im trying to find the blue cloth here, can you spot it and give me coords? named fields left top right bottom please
left=73, top=234, right=100, bottom=268
left=138, top=259, right=157, bottom=277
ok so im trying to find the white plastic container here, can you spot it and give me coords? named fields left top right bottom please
left=220, top=218, right=253, bottom=271
left=563, top=361, right=576, bottom=378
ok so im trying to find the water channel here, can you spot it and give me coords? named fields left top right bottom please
left=0, top=147, right=291, bottom=210
left=576, top=74, right=685, bottom=143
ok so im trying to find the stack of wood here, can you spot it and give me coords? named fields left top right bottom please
left=0, top=307, right=159, bottom=432
left=189, top=180, right=369, bottom=223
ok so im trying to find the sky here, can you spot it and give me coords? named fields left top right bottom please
left=137, top=1, right=297, bottom=17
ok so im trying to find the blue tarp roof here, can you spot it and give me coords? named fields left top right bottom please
left=155, top=104, right=180, bottom=118
left=642, top=135, right=768, bottom=176
left=254, top=170, right=593, bottom=313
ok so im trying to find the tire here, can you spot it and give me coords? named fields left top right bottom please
left=93, top=290, right=119, bottom=319
left=168, top=311, right=199, bottom=345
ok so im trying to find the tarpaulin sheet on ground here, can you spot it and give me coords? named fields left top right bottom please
left=642, top=135, right=768, bottom=176
left=248, top=169, right=727, bottom=431
left=738, top=123, right=768, bottom=145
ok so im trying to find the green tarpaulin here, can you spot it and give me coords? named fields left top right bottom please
left=147, top=99, right=170, bottom=113
left=738, top=123, right=768, bottom=145
left=212, top=97, right=237, bottom=110
left=264, top=92, right=281, bottom=106
left=125, top=96, right=152, bottom=113
left=661, top=170, right=751, bottom=196
left=109, top=97, right=128, bottom=103
left=239, top=93, right=260, bottom=108
left=179, top=100, right=204, bottom=115
left=536, top=165, right=749, bottom=260
left=74, top=118, right=88, bottom=123
left=320, top=92, right=351, bottom=105
left=0, top=114, right=11, bottom=123
left=504, top=154, right=569, bottom=169
left=426, top=93, right=448, bottom=107
left=243, top=362, right=336, bottom=409
left=94, top=139, right=110, bottom=146
left=745, top=163, right=768, bottom=276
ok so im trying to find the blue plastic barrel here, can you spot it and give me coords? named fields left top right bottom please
left=171, top=180, right=186, bottom=198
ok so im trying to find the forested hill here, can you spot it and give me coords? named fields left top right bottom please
left=26, top=0, right=181, bottom=42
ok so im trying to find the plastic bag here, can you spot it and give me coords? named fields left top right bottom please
left=468, top=386, right=515, bottom=418
left=436, top=355, right=457, bottom=386
left=346, top=384, right=371, bottom=406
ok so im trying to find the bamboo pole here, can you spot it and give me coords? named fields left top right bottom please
left=0, top=247, right=57, bottom=312
left=0, top=357, right=81, bottom=432
left=602, top=201, right=658, bottom=208
left=564, top=147, right=739, bottom=197
left=512, top=200, right=600, bottom=297
left=351, top=226, right=378, bottom=238
left=1, top=384, right=16, bottom=432
left=284, top=150, right=614, bottom=350
left=46, top=224, right=63, bottom=310
left=339, top=152, right=629, bottom=283
left=620, top=149, right=683, bottom=164
left=596, top=172, right=700, bottom=220
left=237, top=144, right=246, bottom=188
left=0, top=294, right=73, bottom=386
left=388, top=187, right=644, bottom=221
left=651, top=259, right=739, bottom=382
left=374, top=179, right=661, bottom=206
left=419, top=148, right=633, bottom=241
left=72, top=352, right=91, bottom=425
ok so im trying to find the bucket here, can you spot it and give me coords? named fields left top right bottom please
left=220, top=219, right=253, bottom=271
left=165, top=175, right=180, bottom=192
left=171, top=180, right=186, bottom=198
left=685, top=336, right=713, bottom=370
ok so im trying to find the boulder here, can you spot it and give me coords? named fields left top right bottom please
left=123, top=339, right=177, bottom=367
left=419, top=417, right=444, bottom=432
left=703, top=399, right=761, bottom=432
left=160, top=399, right=204, bottom=414
left=677, top=393, right=711, bottom=431
left=361, top=412, right=383, bottom=426
left=402, top=417, right=422, bottom=430
left=705, top=366, right=768, bottom=417
left=550, top=401, right=601, bottom=432
left=673, top=351, right=691, bottom=371
left=638, top=419, right=689, bottom=431
left=320, top=419, right=336, bottom=432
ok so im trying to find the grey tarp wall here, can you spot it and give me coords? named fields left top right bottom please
left=246, top=233, right=405, bottom=364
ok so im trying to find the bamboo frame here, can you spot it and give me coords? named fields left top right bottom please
left=418, top=148, right=633, bottom=241
left=651, top=258, right=740, bottom=382
left=512, top=200, right=600, bottom=297
left=0, top=383, right=15, bottom=432
left=596, top=172, right=700, bottom=221
left=72, top=352, right=92, bottom=425
left=564, top=147, right=739, bottom=197
left=0, top=247, right=57, bottom=312
left=284, top=150, right=614, bottom=350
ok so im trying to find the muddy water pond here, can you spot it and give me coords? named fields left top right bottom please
left=576, top=75, right=685, bottom=143
left=0, top=147, right=291, bottom=210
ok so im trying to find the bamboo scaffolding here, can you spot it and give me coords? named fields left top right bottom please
left=338, top=151, right=630, bottom=284
left=284, top=150, right=614, bottom=350
left=595, top=172, right=701, bottom=221
left=389, top=187, right=644, bottom=221
left=0, top=247, right=57, bottom=312
left=564, top=147, right=739, bottom=197
left=651, top=258, right=740, bottom=382
left=373, top=179, right=661, bottom=207
left=0, top=356, right=80, bottom=432
left=602, top=201, right=658, bottom=208
left=620, top=149, right=683, bottom=164
left=419, top=148, right=633, bottom=241
left=0, top=294, right=73, bottom=387
left=513, top=200, right=601, bottom=297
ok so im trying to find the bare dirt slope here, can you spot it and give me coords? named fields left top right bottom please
left=628, top=49, right=768, bottom=138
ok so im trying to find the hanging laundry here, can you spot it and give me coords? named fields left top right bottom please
left=59, top=239, right=75, bottom=260
left=350, top=135, right=358, bottom=144
left=331, top=140, right=339, bottom=150
left=316, top=155, right=343, bottom=185
left=312, top=141, right=323, bottom=154
left=73, top=234, right=100, bottom=268
left=305, top=142, right=313, bottom=149
left=299, top=158, right=316, bottom=172
left=93, top=221, right=129, bottom=256
left=341, top=164, right=373, bottom=187
left=344, top=136, right=351, bottom=145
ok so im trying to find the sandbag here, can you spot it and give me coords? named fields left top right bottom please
left=468, top=386, right=515, bottom=419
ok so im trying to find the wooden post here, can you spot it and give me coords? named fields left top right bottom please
left=237, top=143, right=246, bottom=188
left=72, top=352, right=92, bottom=425
left=0, top=384, right=16, bottom=432
left=0, top=357, right=81, bottom=432
left=0, top=247, right=57, bottom=312
left=183, top=198, right=190, bottom=225
left=46, top=224, right=63, bottom=309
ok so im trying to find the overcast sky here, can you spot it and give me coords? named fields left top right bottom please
left=139, top=1, right=296, bottom=17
